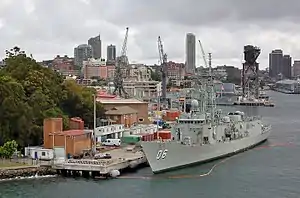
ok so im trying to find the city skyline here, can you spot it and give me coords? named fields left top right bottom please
left=1, top=0, right=300, bottom=69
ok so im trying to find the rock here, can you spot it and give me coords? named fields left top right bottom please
left=0, top=167, right=56, bottom=180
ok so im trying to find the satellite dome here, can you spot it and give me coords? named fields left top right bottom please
left=191, top=99, right=199, bottom=109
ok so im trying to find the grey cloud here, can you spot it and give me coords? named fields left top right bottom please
left=1, top=0, right=300, bottom=68
left=95, top=0, right=300, bottom=26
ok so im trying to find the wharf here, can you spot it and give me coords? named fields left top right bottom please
left=52, top=147, right=147, bottom=178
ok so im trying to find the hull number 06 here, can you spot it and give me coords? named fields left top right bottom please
left=156, top=149, right=168, bottom=160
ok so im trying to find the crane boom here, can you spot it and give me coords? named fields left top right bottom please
left=113, top=27, right=129, bottom=98
left=198, top=40, right=208, bottom=68
left=120, top=27, right=129, bottom=62
left=158, top=36, right=167, bottom=100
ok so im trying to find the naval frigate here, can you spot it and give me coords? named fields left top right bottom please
left=141, top=75, right=271, bottom=174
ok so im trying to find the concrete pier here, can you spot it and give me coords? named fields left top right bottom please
left=52, top=148, right=147, bottom=178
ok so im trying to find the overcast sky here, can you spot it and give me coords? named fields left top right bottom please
left=1, top=0, right=300, bottom=68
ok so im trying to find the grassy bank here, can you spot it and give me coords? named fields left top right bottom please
left=0, top=160, right=30, bottom=169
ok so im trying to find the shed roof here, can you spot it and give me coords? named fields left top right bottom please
left=105, top=106, right=138, bottom=115
left=51, top=130, right=92, bottom=136
left=97, top=98, right=147, bottom=104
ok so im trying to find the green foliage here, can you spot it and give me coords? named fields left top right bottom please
left=0, top=47, right=105, bottom=147
left=0, top=140, right=18, bottom=158
left=150, top=70, right=161, bottom=81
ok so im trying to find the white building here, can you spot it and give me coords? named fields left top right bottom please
left=126, top=64, right=151, bottom=81
left=123, top=81, right=161, bottom=100
left=94, top=124, right=158, bottom=142
left=94, top=124, right=125, bottom=142
left=123, top=124, right=158, bottom=136
left=25, top=147, right=54, bottom=160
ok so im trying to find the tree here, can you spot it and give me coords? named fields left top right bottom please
left=150, top=70, right=161, bottom=81
left=0, top=140, right=18, bottom=158
left=61, top=79, right=105, bottom=128
left=0, top=47, right=105, bottom=147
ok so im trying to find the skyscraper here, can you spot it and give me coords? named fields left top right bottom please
left=74, top=44, right=93, bottom=68
left=107, top=44, right=116, bottom=64
left=293, top=60, right=300, bottom=77
left=269, top=49, right=292, bottom=79
left=185, top=33, right=196, bottom=74
left=282, top=55, right=292, bottom=79
left=88, top=34, right=101, bottom=59
left=269, top=49, right=283, bottom=78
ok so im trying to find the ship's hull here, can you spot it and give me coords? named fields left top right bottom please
left=141, top=128, right=271, bottom=174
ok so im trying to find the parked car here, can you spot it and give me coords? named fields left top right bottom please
left=94, top=153, right=112, bottom=159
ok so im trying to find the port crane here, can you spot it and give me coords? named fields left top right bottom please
left=158, top=36, right=167, bottom=101
left=198, top=39, right=212, bottom=74
left=242, top=45, right=260, bottom=98
left=113, top=27, right=129, bottom=98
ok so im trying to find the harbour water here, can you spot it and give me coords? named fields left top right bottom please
left=1, top=91, right=300, bottom=198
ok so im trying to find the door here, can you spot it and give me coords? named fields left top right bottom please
left=53, top=147, right=65, bottom=159
left=34, top=151, right=38, bottom=160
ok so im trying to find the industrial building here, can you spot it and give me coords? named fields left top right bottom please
left=43, top=118, right=92, bottom=157
left=97, top=98, right=149, bottom=124
left=104, top=106, right=138, bottom=127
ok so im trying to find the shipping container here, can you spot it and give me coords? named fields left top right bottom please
left=140, top=133, right=155, bottom=142
left=121, top=135, right=140, bottom=144
left=165, top=110, right=181, bottom=121
left=69, top=117, right=84, bottom=130
left=154, top=131, right=172, bottom=140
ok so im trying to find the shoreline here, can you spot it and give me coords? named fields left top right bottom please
left=0, top=166, right=56, bottom=180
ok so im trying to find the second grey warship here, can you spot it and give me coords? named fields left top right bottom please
left=141, top=74, right=271, bottom=174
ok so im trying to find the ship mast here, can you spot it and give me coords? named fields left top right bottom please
left=198, top=39, right=216, bottom=125
left=208, top=52, right=216, bottom=126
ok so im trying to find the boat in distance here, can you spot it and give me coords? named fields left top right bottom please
left=141, top=76, right=271, bottom=174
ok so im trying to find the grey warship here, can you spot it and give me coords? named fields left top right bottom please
left=141, top=73, right=271, bottom=174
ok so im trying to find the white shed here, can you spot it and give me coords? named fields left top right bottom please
left=29, top=148, right=54, bottom=160
left=24, top=146, right=43, bottom=157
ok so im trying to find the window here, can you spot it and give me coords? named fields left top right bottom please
left=138, top=118, right=144, bottom=122
left=41, top=152, right=46, bottom=156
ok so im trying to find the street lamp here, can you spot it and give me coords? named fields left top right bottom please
left=93, top=94, right=97, bottom=154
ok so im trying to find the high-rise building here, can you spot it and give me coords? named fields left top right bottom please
left=74, top=44, right=93, bottom=68
left=107, top=44, right=116, bottom=64
left=185, top=33, right=196, bottom=74
left=293, top=60, right=300, bottom=77
left=269, top=49, right=283, bottom=78
left=88, top=35, right=101, bottom=59
left=269, top=49, right=292, bottom=79
left=282, top=55, right=292, bottom=79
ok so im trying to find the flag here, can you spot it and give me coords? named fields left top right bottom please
left=221, top=84, right=225, bottom=91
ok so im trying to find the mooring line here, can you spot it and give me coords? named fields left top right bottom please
left=118, top=142, right=295, bottom=180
